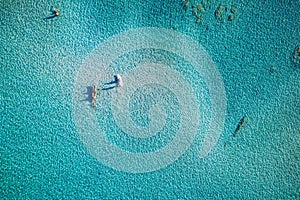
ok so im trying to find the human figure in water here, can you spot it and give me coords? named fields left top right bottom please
left=91, top=85, right=99, bottom=110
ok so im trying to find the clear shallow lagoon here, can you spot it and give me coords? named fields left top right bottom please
left=1, top=0, right=299, bottom=199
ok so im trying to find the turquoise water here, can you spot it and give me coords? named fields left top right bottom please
left=1, top=0, right=299, bottom=199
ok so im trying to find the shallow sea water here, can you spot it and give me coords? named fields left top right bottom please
left=1, top=0, right=299, bottom=199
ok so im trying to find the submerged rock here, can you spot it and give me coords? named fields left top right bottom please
left=183, top=0, right=190, bottom=12
left=196, top=14, right=204, bottom=23
left=197, top=4, right=202, bottom=11
left=230, top=3, right=238, bottom=14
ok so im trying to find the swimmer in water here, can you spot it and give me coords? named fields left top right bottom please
left=52, top=7, right=60, bottom=16
left=92, top=85, right=97, bottom=101
left=115, top=74, right=123, bottom=87
left=91, top=85, right=99, bottom=109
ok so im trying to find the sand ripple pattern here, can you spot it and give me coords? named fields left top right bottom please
left=73, top=28, right=226, bottom=173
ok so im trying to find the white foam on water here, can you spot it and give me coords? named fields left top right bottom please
left=73, top=27, right=226, bottom=173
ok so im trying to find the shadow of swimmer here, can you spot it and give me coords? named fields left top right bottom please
left=233, top=116, right=246, bottom=137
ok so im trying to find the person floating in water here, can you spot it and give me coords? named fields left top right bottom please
left=92, top=85, right=97, bottom=100
left=91, top=85, right=99, bottom=109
